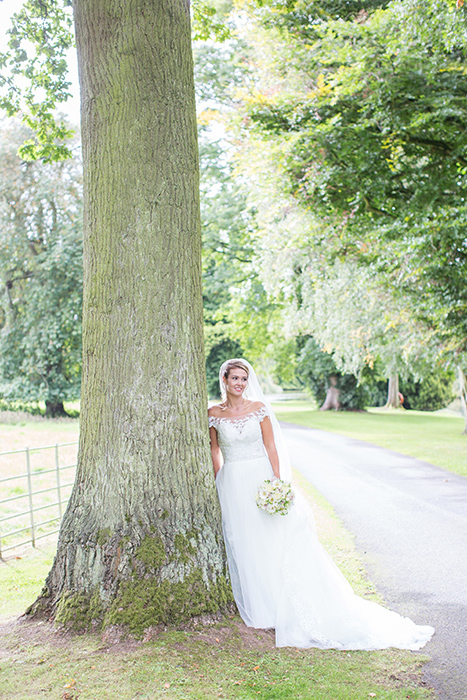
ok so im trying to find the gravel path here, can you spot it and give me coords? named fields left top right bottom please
left=283, top=423, right=467, bottom=700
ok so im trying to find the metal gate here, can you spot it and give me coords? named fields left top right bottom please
left=0, top=442, right=78, bottom=557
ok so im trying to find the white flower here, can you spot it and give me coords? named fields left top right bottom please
left=255, top=479, right=295, bottom=516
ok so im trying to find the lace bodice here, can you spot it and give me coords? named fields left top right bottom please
left=209, top=406, right=269, bottom=463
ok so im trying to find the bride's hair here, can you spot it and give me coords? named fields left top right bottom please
left=222, top=360, right=249, bottom=381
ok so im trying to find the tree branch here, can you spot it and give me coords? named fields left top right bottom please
left=362, top=195, right=397, bottom=218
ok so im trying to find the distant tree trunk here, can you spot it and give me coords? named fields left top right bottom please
left=459, top=366, right=467, bottom=435
left=45, top=400, right=68, bottom=418
left=385, top=373, right=400, bottom=409
left=28, top=0, right=230, bottom=633
left=320, top=375, right=340, bottom=410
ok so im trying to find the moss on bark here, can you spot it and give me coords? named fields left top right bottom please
left=96, top=528, right=112, bottom=546
left=52, top=572, right=233, bottom=636
left=55, top=591, right=105, bottom=631
left=48, top=527, right=234, bottom=635
left=105, top=571, right=232, bottom=636
left=135, top=534, right=166, bottom=570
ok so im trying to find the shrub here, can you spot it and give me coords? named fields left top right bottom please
left=401, top=371, right=455, bottom=411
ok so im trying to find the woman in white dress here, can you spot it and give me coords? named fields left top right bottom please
left=208, top=358, right=434, bottom=650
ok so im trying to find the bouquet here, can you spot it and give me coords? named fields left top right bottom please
left=255, top=478, right=295, bottom=516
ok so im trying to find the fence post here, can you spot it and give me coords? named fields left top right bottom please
left=55, top=443, right=63, bottom=520
left=25, top=447, right=36, bottom=548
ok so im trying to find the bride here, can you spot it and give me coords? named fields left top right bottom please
left=208, top=358, right=434, bottom=650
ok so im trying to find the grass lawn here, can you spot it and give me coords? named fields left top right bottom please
left=0, top=475, right=435, bottom=700
left=272, top=400, right=467, bottom=478
left=0, top=619, right=433, bottom=700
left=0, top=416, right=79, bottom=453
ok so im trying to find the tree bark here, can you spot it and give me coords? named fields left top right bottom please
left=29, top=0, right=230, bottom=632
left=320, top=375, right=340, bottom=410
left=45, top=400, right=68, bottom=418
left=385, top=373, right=400, bottom=409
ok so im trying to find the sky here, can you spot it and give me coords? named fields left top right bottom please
left=0, top=0, right=81, bottom=126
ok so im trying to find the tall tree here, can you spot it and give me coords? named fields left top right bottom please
left=0, top=120, right=82, bottom=416
left=216, top=0, right=467, bottom=412
left=198, top=132, right=251, bottom=395
left=23, top=0, right=230, bottom=630
left=236, top=0, right=467, bottom=345
left=194, top=42, right=278, bottom=392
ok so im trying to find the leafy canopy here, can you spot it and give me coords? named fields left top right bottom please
left=0, top=0, right=233, bottom=161
left=230, top=0, right=467, bottom=370
left=0, top=0, right=74, bottom=161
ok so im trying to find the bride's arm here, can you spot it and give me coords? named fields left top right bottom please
left=260, top=417, right=281, bottom=479
left=209, top=426, right=222, bottom=478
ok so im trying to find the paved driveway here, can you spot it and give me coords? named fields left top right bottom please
left=283, top=423, right=467, bottom=700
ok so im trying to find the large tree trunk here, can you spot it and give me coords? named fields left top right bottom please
left=45, top=400, right=68, bottom=418
left=385, top=373, right=400, bottom=409
left=28, top=0, right=230, bottom=633
left=319, top=375, right=340, bottom=410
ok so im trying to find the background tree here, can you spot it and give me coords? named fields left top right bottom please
left=297, top=337, right=369, bottom=410
left=0, top=119, right=82, bottom=416
left=198, top=128, right=251, bottom=396
left=292, top=261, right=449, bottom=407
left=400, top=371, right=455, bottom=412
left=195, top=40, right=282, bottom=393
left=238, top=0, right=467, bottom=326
left=203, top=0, right=466, bottom=414
left=0, top=0, right=75, bottom=161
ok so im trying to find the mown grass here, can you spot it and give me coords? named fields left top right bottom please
left=273, top=400, right=467, bottom=477
left=0, top=544, right=55, bottom=619
left=0, top=417, right=79, bottom=450
left=0, top=621, right=433, bottom=700
left=0, top=476, right=434, bottom=700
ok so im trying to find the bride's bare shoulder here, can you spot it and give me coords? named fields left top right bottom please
left=208, top=404, right=225, bottom=418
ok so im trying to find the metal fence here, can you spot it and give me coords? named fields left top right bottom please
left=0, top=442, right=78, bottom=558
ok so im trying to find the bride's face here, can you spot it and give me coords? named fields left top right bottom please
left=224, top=368, right=249, bottom=398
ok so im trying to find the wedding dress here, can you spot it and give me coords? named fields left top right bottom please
left=210, top=404, right=434, bottom=650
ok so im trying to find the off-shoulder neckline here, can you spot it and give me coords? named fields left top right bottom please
left=208, top=400, right=264, bottom=419
left=209, top=405, right=268, bottom=425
